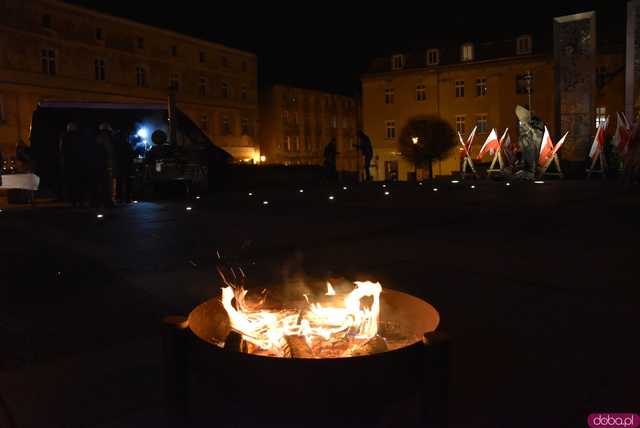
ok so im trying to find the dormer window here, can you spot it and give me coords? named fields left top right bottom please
left=426, top=49, right=440, bottom=65
left=461, top=43, right=474, bottom=62
left=516, top=35, right=532, bottom=55
left=391, top=54, right=405, bottom=70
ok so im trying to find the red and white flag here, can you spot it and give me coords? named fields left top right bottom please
left=477, top=129, right=499, bottom=160
left=589, top=117, right=609, bottom=161
left=502, top=133, right=515, bottom=165
left=551, top=132, right=568, bottom=158
left=612, top=112, right=631, bottom=155
left=458, top=126, right=477, bottom=159
left=538, top=126, right=555, bottom=166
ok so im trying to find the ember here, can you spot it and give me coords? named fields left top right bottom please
left=219, top=282, right=419, bottom=358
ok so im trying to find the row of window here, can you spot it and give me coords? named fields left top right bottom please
left=41, top=49, right=249, bottom=99
left=198, top=114, right=250, bottom=136
left=281, top=111, right=354, bottom=129
left=383, top=74, right=533, bottom=104
left=40, top=13, right=249, bottom=71
left=383, top=114, right=489, bottom=140
left=283, top=93, right=354, bottom=110
left=281, top=136, right=356, bottom=153
left=390, top=35, right=532, bottom=70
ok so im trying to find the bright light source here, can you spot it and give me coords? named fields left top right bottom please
left=412, top=137, right=419, bottom=145
left=433, top=188, right=438, bottom=192
left=133, top=200, right=139, bottom=204
left=263, top=200, right=269, bottom=205
left=382, top=184, right=386, bottom=188
left=470, top=185, right=476, bottom=189
left=186, top=206, right=193, bottom=211
left=451, top=180, right=460, bottom=184
left=196, top=196, right=201, bottom=200
left=96, top=214, right=104, bottom=219
left=343, top=186, right=347, bottom=190
left=137, top=128, right=149, bottom=140
left=260, top=155, right=266, bottom=163
left=384, top=191, right=390, bottom=196
left=506, top=182, right=511, bottom=187
left=299, top=189, right=304, bottom=193
left=329, top=196, right=335, bottom=200
left=534, top=180, right=545, bottom=184
left=248, top=192, right=253, bottom=196
left=419, top=182, right=423, bottom=186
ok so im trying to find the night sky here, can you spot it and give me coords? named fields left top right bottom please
left=64, top=0, right=627, bottom=96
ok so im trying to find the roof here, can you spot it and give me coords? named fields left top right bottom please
left=38, top=101, right=167, bottom=110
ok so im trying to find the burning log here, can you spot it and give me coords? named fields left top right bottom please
left=283, top=335, right=315, bottom=359
left=224, top=330, right=247, bottom=353
left=350, top=335, right=388, bottom=357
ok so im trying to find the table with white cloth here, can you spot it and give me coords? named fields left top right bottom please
left=0, top=173, right=40, bottom=190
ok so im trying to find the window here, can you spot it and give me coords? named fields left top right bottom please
left=199, top=51, right=206, bottom=63
left=94, top=58, right=106, bottom=81
left=384, top=88, right=394, bottom=104
left=475, top=78, right=487, bottom=97
left=461, top=43, right=474, bottom=61
left=476, top=114, right=488, bottom=133
left=199, top=77, right=208, bottom=96
left=41, top=49, right=56, bottom=76
left=221, top=115, right=231, bottom=135
left=385, top=120, right=396, bottom=139
left=200, top=114, right=209, bottom=133
left=135, top=66, right=146, bottom=87
left=42, top=14, right=51, bottom=29
left=137, top=37, right=144, bottom=49
left=391, top=54, right=405, bottom=70
left=516, top=73, right=533, bottom=94
left=242, top=61, right=247, bottom=72
left=241, top=85, right=247, bottom=101
left=284, top=136, right=291, bottom=152
left=95, top=27, right=103, bottom=41
left=455, top=80, right=465, bottom=98
left=456, top=115, right=466, bottom=133
left=516, top=35, right=532, bottom=55
left=241, top=117, right=249, bottom=135
left=221, top=82, right=230, bottom=98
left=427, top=49, right=440, bottom=65
left=170, top=73, right=180, bottom=91
left=293, top=136, right=300, bottom=152
left=595, top=107, right=607, bottom=128
left=416, top=84, right=426, bottom=101
left=171, top=45, right=177, bottom=57
left=331, top=116, right=337, bottom=129
left=283, top=110, right=289, bottom=124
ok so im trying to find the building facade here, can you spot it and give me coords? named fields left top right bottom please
left=259, top=84, right=360, bottom=172
left=362, top=36, right=625, bottom=181
left=0, top=0, right=259, bottom=161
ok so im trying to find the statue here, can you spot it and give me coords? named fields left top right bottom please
left=514, top=105, right=544, bottom=180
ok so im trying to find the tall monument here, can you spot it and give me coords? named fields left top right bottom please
left=553, top=12, right=597, bottom=164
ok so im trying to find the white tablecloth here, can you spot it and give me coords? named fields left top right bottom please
left=0, top=173, right=40, bottom=190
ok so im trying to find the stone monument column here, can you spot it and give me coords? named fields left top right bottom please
left=553, top=12, right=597, bottom=168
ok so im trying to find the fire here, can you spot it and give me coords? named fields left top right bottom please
left=220, top=281, right=384, bottom=358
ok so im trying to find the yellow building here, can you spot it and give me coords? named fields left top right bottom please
left=361, top=36, right=625, bottom=181
left=0, top=0, right=258, bottom=161
left=259, top=84, right=360, bottom=172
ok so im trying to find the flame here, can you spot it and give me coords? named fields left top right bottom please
left=326, top=282, right=336, bottom=296
left=220, top=281, right=383, bottom=358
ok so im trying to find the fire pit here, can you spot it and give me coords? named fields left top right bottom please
left=164, top=281, right=450, bottom=427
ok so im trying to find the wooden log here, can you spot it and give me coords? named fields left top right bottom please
left=350, top=335, right=388, bottom=357
left=283, top=335, right=315, bottom=358
left=224, top=330, right=246, bottom=353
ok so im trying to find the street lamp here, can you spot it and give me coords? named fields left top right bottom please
left=412, top=136, right=419, bottom=145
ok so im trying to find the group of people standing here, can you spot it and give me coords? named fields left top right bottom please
left=59, top=122, right=134, bottom=208
left=323, top=130, right=374, bottom=181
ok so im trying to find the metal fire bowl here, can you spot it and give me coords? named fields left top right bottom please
left=185, top=288, right=440, bottom=417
